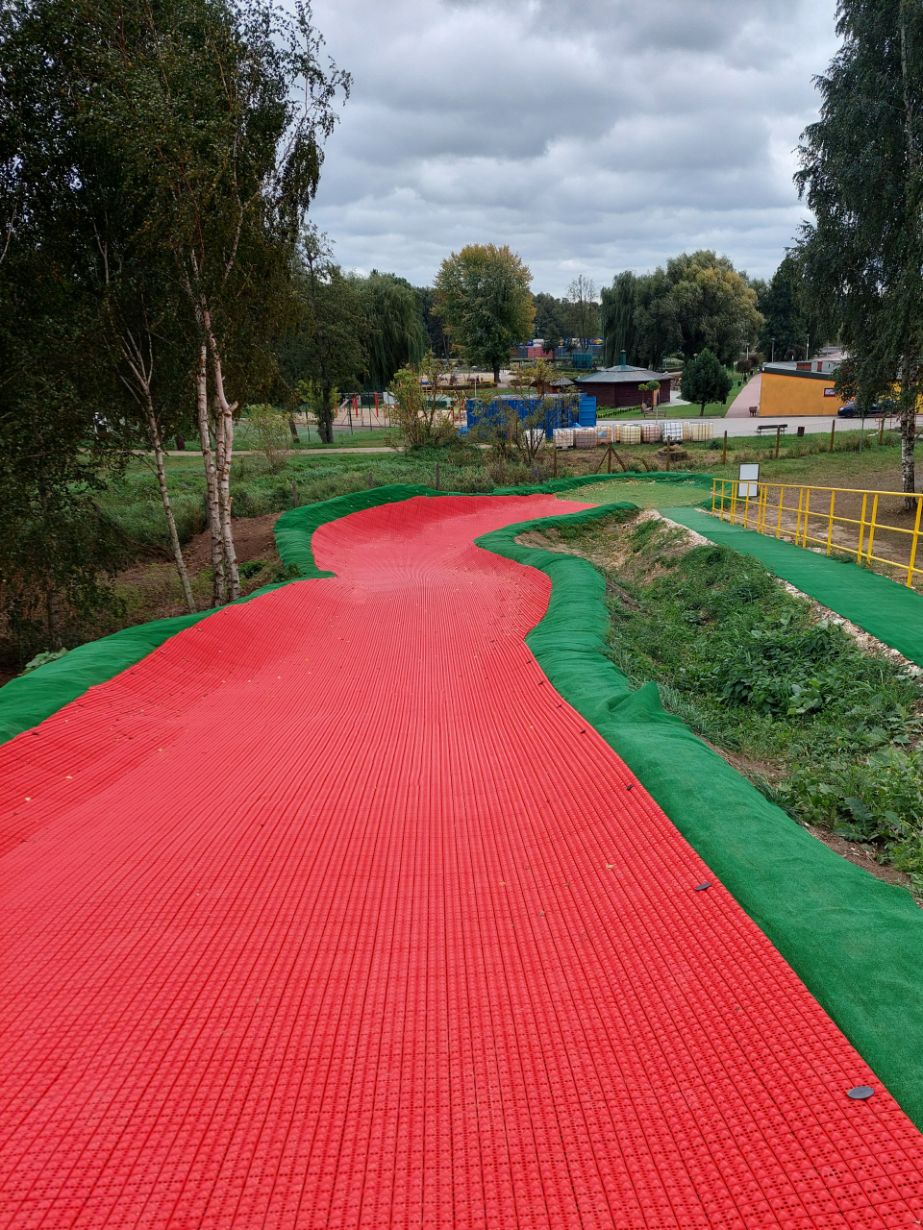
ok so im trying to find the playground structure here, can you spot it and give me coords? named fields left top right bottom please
left=711, top=476, right=923, bottom=588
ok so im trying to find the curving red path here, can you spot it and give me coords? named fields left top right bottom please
left=1, top=494, right=922, bottom=1229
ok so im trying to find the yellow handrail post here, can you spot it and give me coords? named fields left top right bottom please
left=743, top=487, right=751, bottom=527
left=795, top=486, right=805, bottom=545
left=857, top=493, right=868, bottom=562
left=730, top=481, right=737, bottom=524
left=906, top=495, right=923, bottom=586
left=802, top=488, right=812, bottom=546
left=711, top=477, right=716, bottom=515
left=865, top=493, right=880, bottom=563
left=825, top=491, right=836, bottom=555
left=776, top=485, right=785, bottom=538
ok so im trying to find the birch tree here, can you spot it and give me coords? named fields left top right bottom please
left=796, top=0, right=923, bottom=500
left=95, top=0, right=350, bottom=602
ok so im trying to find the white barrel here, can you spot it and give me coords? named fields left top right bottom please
left=683, top=419, right=713, bottom=441
left=574, top=427, right=597, bottom=449
left=641, top=422, right=662, bottom=443
left=662, top=420, right=684, bottom=443
left=620, top=423, right=642, bottom=444
left=553, top=427, right=575, bottom=449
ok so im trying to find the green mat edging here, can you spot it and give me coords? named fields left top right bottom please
left=476, top=503, right=923, bottom=1130
left=664, top=506, right=923, bottom=666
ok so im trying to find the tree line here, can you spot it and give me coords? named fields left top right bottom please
left=1, top=0, right=919, bottom=663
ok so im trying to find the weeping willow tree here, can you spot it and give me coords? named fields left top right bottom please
left=354, top=272, right=427, bottom=388
left=600, top=272, right=641, bottom=365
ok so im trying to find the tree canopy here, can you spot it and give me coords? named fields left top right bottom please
left=433, top=243, right=535, bottom=380
left=601, top=251, right=763, bottom=370
left=352, top=272, right=427, bottom=389
left=796, top=0, right=923, bottom=496
left=681, top=348, right=732, bottom=417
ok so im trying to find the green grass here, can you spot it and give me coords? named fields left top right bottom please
left=106, top=428, right=913, bottom=556
left=598, top=400, right=731, bottom=420
left=543, top=512, right=923, bottom=888
left=231, top=423, right=394, bottom=450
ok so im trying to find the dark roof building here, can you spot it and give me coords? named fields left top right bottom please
left=575, top=354, right=671, bottom=409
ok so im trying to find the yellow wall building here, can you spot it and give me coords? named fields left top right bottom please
left=759, top=362, right=845, bottom=416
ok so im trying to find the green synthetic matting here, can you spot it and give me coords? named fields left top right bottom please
left=477, top=504, right=923, bottom=1131
left=665, top=505, right=923, bottom=667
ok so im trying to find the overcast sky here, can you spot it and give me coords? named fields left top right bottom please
left=307, top=0, right=840, bottom=296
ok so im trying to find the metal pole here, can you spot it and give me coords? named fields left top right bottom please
left=775, top=425, right=782, bottom=460
left=906, top=495, right=923, bottom=586
left=722, top=430, right=728, bottom=466
left=865, top=493, right=880, bottom=562
left=826, top=492, right=836, bottom=555
left=829, top=418, right=836, bottom=453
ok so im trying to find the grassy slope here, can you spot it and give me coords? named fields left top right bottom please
left=536, top=511, right=923, bottom=888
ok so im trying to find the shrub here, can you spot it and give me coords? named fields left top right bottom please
left=245, top=404, right=290, bottom=473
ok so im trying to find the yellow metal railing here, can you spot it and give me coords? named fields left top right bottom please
left=710, top=478, right=923, bottom=588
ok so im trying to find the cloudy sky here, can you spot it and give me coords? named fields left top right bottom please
left=307, top=0, right=840, bottom=296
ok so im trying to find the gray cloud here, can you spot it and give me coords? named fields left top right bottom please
left=308, top=0, right=839, bottom=294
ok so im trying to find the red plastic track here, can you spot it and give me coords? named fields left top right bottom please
left=1, top=494, right=922, bottom=1229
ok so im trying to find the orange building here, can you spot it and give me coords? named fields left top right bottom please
left=759, top=360, right=845, bottom=416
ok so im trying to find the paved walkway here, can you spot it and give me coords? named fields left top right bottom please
left=727, top=373, right=762, bottom=418
left=664, top=506, right=923, bottom=665
left=2, top=495, right=922, bottom=1227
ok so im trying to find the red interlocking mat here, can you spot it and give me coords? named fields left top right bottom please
left=1, top=494, right=921, bottom=1229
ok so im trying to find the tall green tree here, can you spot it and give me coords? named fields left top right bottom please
left=796, top=0, right=923, bottom=498
left=280, top=229, right=365, bottom=443
left=602, top=252, right=763, bottom=371
left=756, top=255, right=813, bottom=362
left=681, top=348, right=732, bottom=417
left=532, top=292, right=573, bottom=349
left=433, top=244, right=535, bottom=381
left=665, top=251, right=763, bottom=365
left=1, top=0, right=349, bottom=609
left=600, top=272, right=641, bottom=364
left=567, top=275, right=600, bottom=346
left=415, top=286, right=452, bottom=359
left=354, top=272, right=427, bottom=388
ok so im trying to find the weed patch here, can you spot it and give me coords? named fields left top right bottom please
left=538, top=513, right=923, bottom=888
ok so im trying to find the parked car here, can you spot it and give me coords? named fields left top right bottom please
left=837, top=398, right=896, bottom=418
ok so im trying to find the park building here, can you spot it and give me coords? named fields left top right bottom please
left=758, top=357, right=845, bottom=416
left=574, top=353, right=672, bottom=409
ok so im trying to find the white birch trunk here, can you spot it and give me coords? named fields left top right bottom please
left=146, top=402, right=197, bottom=613
left=195, top=343, right=227, bottom=605
left=203, top=313, right=240, bottom=600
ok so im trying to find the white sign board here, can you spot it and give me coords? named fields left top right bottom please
left=738, top=463, right=760, bottom=499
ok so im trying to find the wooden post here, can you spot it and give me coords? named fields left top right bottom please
left=607, top=444, right=613, bottom=473
left=553, top=446, right=558, bottom=478
left=722, top=430, right=728, bottom=466
left=774, top=425, right=782, bottom=460
left=829, top=418, right=836, bottom=453
left=879, top=416, right=885, bottom=446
